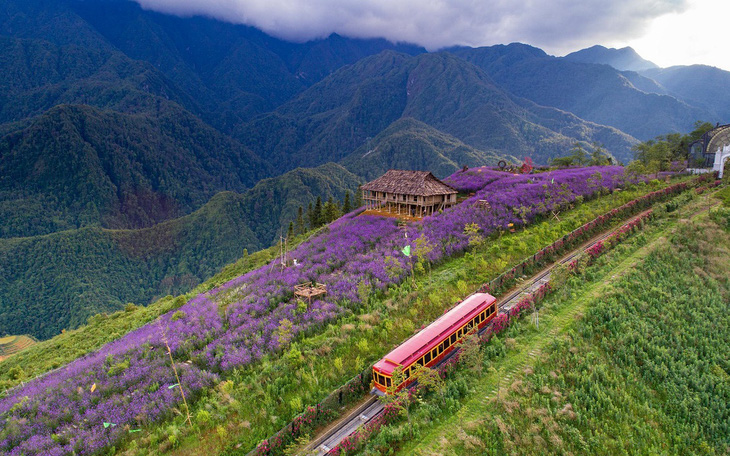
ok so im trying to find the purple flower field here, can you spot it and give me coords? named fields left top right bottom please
left=442, top=166, right=507, bottom=193
left=0, top=166, right=634, bottom=455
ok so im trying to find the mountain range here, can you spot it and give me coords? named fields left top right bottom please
left=1, top=0, right=728, bottom=338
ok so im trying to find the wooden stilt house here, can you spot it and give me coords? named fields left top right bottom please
left=361, top=170, right=458, bottom=218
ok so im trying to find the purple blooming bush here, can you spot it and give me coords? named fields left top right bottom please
left=0, top=166, right=641, bottom=455
left=442, top=167, right=509, bottom=193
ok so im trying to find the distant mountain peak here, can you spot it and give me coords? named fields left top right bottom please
left=564, top=45, right=658, bottom=72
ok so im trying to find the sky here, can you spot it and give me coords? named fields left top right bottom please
left=133, top=0, right=730, bottom=71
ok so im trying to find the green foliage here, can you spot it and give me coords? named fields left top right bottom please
left=552, top=141, right=615, bottom=168
left=341, top=118, right=510, bottom=180
left=629, top=121, right=715, bottom=175
left=0, top=163, right=360, bottom=339
left=463, top=222, right=484, bottom=246
left=0, top=176, right=692, bottom=455
left=404, top=206, right=730, bottom=456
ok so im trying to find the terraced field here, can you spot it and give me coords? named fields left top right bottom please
left=0, top=335, right=37, bottom=362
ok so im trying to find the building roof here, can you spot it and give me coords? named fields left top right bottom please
left=362, top=170, right=458, bottom=197
left=373, top=293, right=496, bottom=376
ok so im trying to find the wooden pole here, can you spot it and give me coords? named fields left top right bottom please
left=158, top=320, right=193, bottom=428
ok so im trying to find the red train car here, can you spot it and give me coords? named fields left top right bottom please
left=372, top=292, right=497, bottom=394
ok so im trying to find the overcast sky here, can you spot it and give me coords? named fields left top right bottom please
left=133, top=0, right=729, bottom=71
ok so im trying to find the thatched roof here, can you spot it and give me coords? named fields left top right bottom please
left=362, top=170, right=458, bottom=196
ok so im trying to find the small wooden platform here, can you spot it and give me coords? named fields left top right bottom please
left=294, top=282, right=327, bottom=303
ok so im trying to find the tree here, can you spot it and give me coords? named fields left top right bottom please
left=354, top=185, right=363, bottom=209
left=631, top=139, right=671, bottom=177
left=589, top=142, right=612, bottom=165
left=323, top=196, right=340, bottom=223
left=464, top=222, right=483, bottom=246
left=307, top=202, right=314, bottom=229
left=342, top=191, right=352, bottom=214
left=551, top=155, right=575, bottom=168
left=295, top=206, right=305, bottom=235
left=458, top=330, right=483, bottom=374
left=287, top=221, right=294, bottom=239
left=380, top=366, right=412, bottom=429
left=311, top=197, right=323, bottom=229
left=412, top=234, right=435, bottom=283
left=411, top=363, right=445, bottom=398
left=569, top=142, right=589, bottom=166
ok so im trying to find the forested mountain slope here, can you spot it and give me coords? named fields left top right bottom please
left=240, top=51, right=636, bottom=169
left=448, top=43, right=709, bottom=141
left=641, top=65, right=730, bottom=122
left=340, top=117, right=513, bottom=180
left=0, top=162, right=360, bottom=339
left=0, top=104, right=270, bottom=236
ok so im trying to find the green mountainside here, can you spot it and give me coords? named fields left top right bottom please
left=0, top=103, right=270, bottom=237
left=0, top=0, right=728, bottom=344
left=448, top=43, right=709, bottom=142
left=240, top=51, right=637, bottom=169
left=341, top=117, right=513, bottom=180
left=0, top=162, right=360, bottom=339
left=641, top=65, right=730, bottom=122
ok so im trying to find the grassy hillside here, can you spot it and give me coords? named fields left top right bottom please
left=0, top=236, right=293, bottom=389
left=0, top=163, right=361, bottom=339
left=363, top=189, right=729, bottom=455
left=1, top=170, right=695, bottom=456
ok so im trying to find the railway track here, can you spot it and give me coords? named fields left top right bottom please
left=299, top=208, right=654, bottom=455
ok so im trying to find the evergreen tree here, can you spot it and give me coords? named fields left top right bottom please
left=312, top=197, right=323, bottom=228
left=307, top=202, right=315, bottom=229
left=342, top=191, right=352, bottom=214
left=287, top=221, right=294, bottom=239
left=355, top=185, right=363, bottom=209
left=295, top=206, right=305, bottom=235
left=323, top=197, right=340, bottom=223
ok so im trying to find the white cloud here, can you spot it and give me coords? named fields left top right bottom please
left=609, top=0, right=730, bottom=71
left=132, top=0, right=688, bottom=55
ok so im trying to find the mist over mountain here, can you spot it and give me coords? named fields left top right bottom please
left=1, top=0, right=728, bottom=338
left=564, top=45, right=658, bottom=71
left=448, top=43, right=710, bottom=141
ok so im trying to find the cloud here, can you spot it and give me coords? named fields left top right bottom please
left=132, top=0, right=688, bottom=54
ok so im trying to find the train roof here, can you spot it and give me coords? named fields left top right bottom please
left=374, top=292, right=496, bottom=376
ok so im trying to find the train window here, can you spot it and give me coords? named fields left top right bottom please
left=432, top=348, right=438, bottom=358
left=424, top=352, right=432, bottom=363
left=450, top=334, right=457, bottom=345
left=385, top=377, right=392, bottom=387
left=417, top=357, right=424, bottom=367
left=404, top=368, right=410, bottom=379
left=457, top=328, right=463, bottom=338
